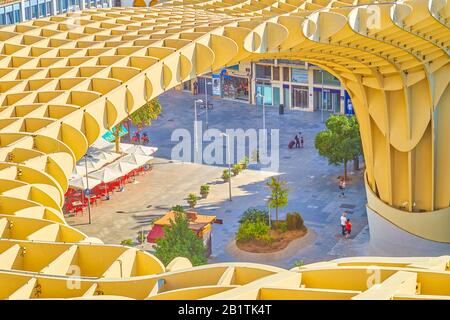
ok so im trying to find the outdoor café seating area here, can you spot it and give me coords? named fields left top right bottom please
left=63, top=141, right=157, bottom=217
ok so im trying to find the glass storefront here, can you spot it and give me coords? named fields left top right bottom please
left=255, top=82, right=272, bottom=105
left=0, top=0, right=110, bottom=25
left=314, top=88, right=341, bottom=112
left=223, top=76, right=249, bottom=101
left=197, top=77, right=212, bottom=95
left=0, top=3, right=21, bottom=24
left=291, top=85, right=308, bottom=109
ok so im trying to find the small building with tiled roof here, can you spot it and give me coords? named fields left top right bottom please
left=147, top=210, right=216, bottom=256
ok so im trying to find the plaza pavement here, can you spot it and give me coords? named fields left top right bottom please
left=69, top=90, right=370, bottom=268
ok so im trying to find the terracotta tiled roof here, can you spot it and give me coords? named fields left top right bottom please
left=153, top=210, right=216, bottom=227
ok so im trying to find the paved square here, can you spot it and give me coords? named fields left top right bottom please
left=69, top=90, right=370, bottom=268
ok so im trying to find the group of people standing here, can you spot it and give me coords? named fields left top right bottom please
left=131, top=131, right=149, bottom=144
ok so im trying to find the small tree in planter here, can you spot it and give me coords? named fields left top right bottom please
left=232, top=163, right=242, bottom=176
left=266, top=177, right=289, bottom=224
left=200, top=185, right=210, bottom=198
left=240, top=156, right=249, bottom=170
left=222, top=169, right=231, bottom=182
left=187, top=193, right=198, bottom=208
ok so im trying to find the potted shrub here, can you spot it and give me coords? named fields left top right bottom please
left=239, top=208, right=270, bottom=225
left=240, top=156, right=249, bottom=170
left=232, top=163, right=242, bottom=176
left=200, top=185, right=210, bottom=198
left=187, top=193, right=198, bottom=208
left=222, top=169, right=231, bottom=182
left=286, top=212, right=305, bottom=230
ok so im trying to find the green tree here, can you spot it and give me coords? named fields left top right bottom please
left=112, top=98, right=162, bottom=153
left=314, top=115, right=362, bottom=180
left=266, top=177, right=289, bottom=224
left=154, top=212, right=207, bottom=266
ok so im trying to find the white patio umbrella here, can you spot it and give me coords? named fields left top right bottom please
left=123, top=144, right=158, bottom=157
left=108, top=161, right=137, bottom=175
left=121, top=153, right=153, bottom=166
left=88, top=166, right=122, bottom=183
left=69, top=176, right=102, bottom=190
left=91, top=150, right=121, bottom=163
left=74, top=157, right=106, bottom=176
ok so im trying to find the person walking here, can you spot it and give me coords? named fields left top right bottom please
left=193, top=81, right=198, bottom=95
left=300, top=135, right=304, bottom=148
left=340, top=212, right=348, bottom=237
left=294, top=135, right=300, bottom=148
left=339, top=178, right=346, bottom=197
left=345, top=218, right=352, bottom=239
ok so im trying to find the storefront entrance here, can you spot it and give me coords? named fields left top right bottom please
left=313, top=88, right=341, bottom=113
left=291, top=85, right=309, bottom=109
left=198, top=77, right=212, bottom=95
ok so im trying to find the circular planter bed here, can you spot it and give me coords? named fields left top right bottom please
left=236, top=227, right=307, bottom=253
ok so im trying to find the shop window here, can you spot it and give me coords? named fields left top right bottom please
left=278, top=59, right=306, bottom=66
left=282, top=67, right=289, bottom=82
left=5, top=5, right=13, bottom=24
left=255, top=64, right=271, bottom=80
left=313, top=70, right=340, bottom=86
left=291, top=68, right=308, bottom=83
left=223, top=76, right=249, bottom=101
left=13, top=3, right=21, bottom=22
left=24, top=0, right=32, bottom=20
left=31, top=0, right=38, bottom=18
left=39, top=0, right=46, bottom=17
left=60, top=0, right=68, bottom=12
left=272, top=66, right=280, bottom=81
left=46, top=0, right=53, bottom=15
left=0, top=7, right=5, bottom=25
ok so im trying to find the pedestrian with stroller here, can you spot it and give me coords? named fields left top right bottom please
left=295, top=135, right=300, bottom=148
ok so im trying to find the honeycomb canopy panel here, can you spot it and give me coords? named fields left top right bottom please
left=0, top=0, right=448, bottom=299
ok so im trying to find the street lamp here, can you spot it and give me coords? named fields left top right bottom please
left=221, top=132, right=232, bottom=201
left=194, top=99, right=203, bottom=158
left=255, top=93, right=266, bottom=131
left=205, top=81, right=212, bottom=130
left=84, top=153, right=93, bottom=225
